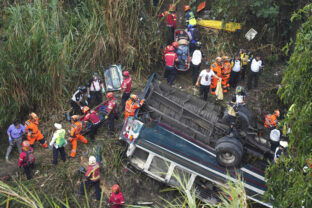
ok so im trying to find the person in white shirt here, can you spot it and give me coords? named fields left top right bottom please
left=229, top=55, right=242, bottom=88
left=191, top=42, right=202, bottom=86
left=196, top=64, right=221, bottom=101
left=87, top=72, right=105, bottom=107
left=247, top=55, right=263, bottom=90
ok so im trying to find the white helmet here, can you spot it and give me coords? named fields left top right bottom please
left=270, top=129, right=280, bottom=142
left=54, top=123, right=62, bottom=130
left=88, top=156, right=96, bottom=165
left=279, top=141, right=289, bottom=148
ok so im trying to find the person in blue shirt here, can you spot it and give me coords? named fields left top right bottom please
left=6, top=120, right=26, bottom=161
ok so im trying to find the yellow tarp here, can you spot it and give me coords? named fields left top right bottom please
left=197, top=20, right=242, bottom=32
left=216, top=79, right=223, bottom=100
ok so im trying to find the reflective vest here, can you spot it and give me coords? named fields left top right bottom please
left=264, top=114, right=277, bottom=128
left=121, top=77, right=132, bottom=93
left=55, top=129, right=66, bottom=147
left=211, top=62, right=222, bottom=77
left=70, top=121, right=83, bottom=137
left=85, top=163, right=100, bottom=181
left=125, top=99, right=144, bottom=117
left=240, top=53, right=249, bottom=65
left=159, top=11, right=177, bottom=28
left=222, top=62, right=232, bottom=75
left=165, top=52, right=178, bottom=67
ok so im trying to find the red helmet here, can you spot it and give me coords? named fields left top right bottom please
left=106, top=92, right=114, bottom=99
left=123, top=71, right=130, bottom=77
left=22, top=141, right=30, bottom=151
left=184, top=5, right=191, bottom=12
left=112, top=184, right=120, bottom=193
left=172, top=42, right=178, bottom=48
left=168, top=45, right=174, bottom=52
left=82, top=106, right=90, bottom=114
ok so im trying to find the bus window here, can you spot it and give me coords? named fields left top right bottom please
left=169, top=166, right=191, bottom=187
left=148, top=156, right=169, bottom=178
left=130, top=148, right=149, bottom=169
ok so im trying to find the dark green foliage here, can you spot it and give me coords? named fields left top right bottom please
left=264, top=3, right=312, bottom=207
left=0, top=0, right=162, bottom=129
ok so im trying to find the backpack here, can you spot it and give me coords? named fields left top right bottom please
left=23, top=150, right=35, bottom=166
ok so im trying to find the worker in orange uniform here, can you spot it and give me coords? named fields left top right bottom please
left=210, top=57, right=222, bottom=95
left=25, top=113, right=48, bottom=148
left=105, top=92, right=117, bottom=134
left=159, top=4, right=176, bottom=44
left=69, top=115, right=88, bottom=158
left=124, top=94, right=145, bottom=122
left=81, top=106, right=100, bottom=141
left=221, top=56, right=232, bottom=93
left=264, top=110, right=280, bottom=130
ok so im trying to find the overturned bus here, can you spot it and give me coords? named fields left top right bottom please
left=120, top=74, right=273, bottom=207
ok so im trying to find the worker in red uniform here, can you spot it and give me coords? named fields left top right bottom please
left=108, top=184, right=125, bottom=208
left=121, top=71, right=132, bottom=110
left=105, top=92, right=117, bottom=134
left=25, top=113, right=48, bottom=148
left=69, top=115, right=88, bottom=158
left=210, top=57, right=222, bottom=95
left=18, top=141, right=35, bottom=180
left=79, top=156, right=101, bottom=200
left=162, top=42, right=178, bottom=61
left=264, top=110, right=280, bottom=130
left=164, top=45, right=179, bottom=85
left=124, top=94, right=145, bottom=122
left=221, top=56, right=232, bottom=93
left=159, top=4, right=177, bottom=44
left=81, top=106, right=100, bottom=141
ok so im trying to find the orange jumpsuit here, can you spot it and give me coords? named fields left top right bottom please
left=25, top=119, right=47, bottom=148
left=221, top=61, right=231, bottom=93
left=264, top=114, right=278, bottom=128
left=124, top=99, right=144, bottom=122
left=210, top=62, right=222, bottom=95
left=69, top=121, right=88, bottom=158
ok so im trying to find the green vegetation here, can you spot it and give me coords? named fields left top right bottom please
left=264, top=3, right=312, bottom=207
left=0, top=0, right=162, bottom=129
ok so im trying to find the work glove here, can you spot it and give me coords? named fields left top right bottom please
left=101, top=88, right=105, bottom=93
left=105, top=115, right=108, bottom=120
left=80, top=106, right=83, bottom=110
left=8, top=137, right=12, bottom=143
left=85, top=100, right=88, bottom=105
left=87, top=94, right=91, bottom=99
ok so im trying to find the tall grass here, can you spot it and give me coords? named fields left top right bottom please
left=0, top=0, right=163, bottom=128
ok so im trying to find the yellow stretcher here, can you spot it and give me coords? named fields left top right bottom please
left=197, top=20, right=242, bottom=32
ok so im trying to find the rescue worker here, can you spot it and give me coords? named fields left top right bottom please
left=6, top=120, right=26, bottom=161
left=81, top=106, right=101, bottom=141
left=18, top=141, right=35, bottom=180
left=221, top=56, right=231, bottom=93
left=191, top=41, right=202, bottom=86
left=188, top=25, right=201, bottom=55
left=108, top=184, right=125, bottom=208
left=69, top=115, right=88, bottom=158
left=240, top=49, right=249, bottom=81
left=71, top=86, right=87, bottom=115
left=164, top=45, right=179, bottom=85
left=247, top=54, right=263, bottom=90
left=229, top=55, right=242, bottom=88
left=49, top=123, right=67, bottom=165
left=235, top=86, right=247, bottom=105
left=25, top=113, right=48, bottom=148
left=196, top=63, right=221, bottom=101
left=79, top=156, right=101, bottom=201
left=105, top=92, right=117, bottom=134
left=124, top=94, right=145, bottom=122
left=264, top=110, right=280, bottom=130
left=210, top=57, right=222, bottom=95
left=226, top=95, right=238, bottom=135
left=87, top=72, right=105, bottom=107
left=184, top=5, right=197, bottom=27
left=159, top=4, right=177, bottom=44
left=274, top=140, right=288, bottom=163
left=121, top=71, right=132, bottom=110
